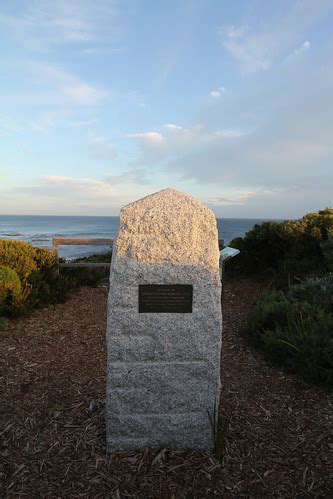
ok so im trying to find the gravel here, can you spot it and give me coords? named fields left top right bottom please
left=1, top=279, right=331, bottom=497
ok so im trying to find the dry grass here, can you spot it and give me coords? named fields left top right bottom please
left=1, top=280, right=332, bottom=497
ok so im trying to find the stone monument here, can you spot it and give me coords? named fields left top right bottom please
left=106, top=188, right=222, bottom=451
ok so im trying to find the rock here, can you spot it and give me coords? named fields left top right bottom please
left=106, top=188, right=222, bottom=451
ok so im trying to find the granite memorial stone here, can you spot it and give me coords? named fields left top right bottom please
left=106, top=188, right=222, bottom=451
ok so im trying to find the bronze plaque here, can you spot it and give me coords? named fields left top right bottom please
left=139, top=284, right=193, bottom=313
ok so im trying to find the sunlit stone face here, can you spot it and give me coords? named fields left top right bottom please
left=106, top=188, right=222, bottom=452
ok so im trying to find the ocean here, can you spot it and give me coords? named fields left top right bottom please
left=0, top=215, right=274, bottom=260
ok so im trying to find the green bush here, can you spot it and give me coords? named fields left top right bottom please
left=0, top=265, right=23, bottom=309
left=0, top=240, right=102, bottom=316
left=34, top=247, right=58, bottom=270
left=26, top=266, right=102, bottom=311
left=228, top=208, right=332, bottom=286
left=0, top=240, right=37, bottom=281
left=242, top=291, right=333, bottom=387
left=288, top=274, right=333, bottom=313
left=321, top=238, right=333, bottom=272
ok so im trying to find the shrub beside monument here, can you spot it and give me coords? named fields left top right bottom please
left=228, top=208, right=332, bottom=285
left=0, top=239, right=101, bottom=316
left=230, top=208, right=333, bottom=388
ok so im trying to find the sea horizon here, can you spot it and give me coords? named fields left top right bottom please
left=0, top=214, right=282, bottom=260
left=0, top=213, right=283, bottom=219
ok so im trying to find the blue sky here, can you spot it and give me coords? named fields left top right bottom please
left=0, top=0, right=332, bottom=217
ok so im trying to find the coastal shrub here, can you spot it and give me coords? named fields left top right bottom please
left=27, top=266, right=102, bottom=310
left=228, top=208, right=333, bottom=286
left=288, top=274, right=333, bottom=313
left=0, top=240, right=37, bottom=281
left=242, top=291, right=333, bottom=387
left=0, top=266, right=22, bottom=309
left=321, top=237, right=333, bottom=272
left=0, top=240, right=103, bottom=316
left=34, top=247, right=58, bottom=270
left=72, top=250, right=112, bottom=264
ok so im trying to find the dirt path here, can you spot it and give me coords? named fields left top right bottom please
left=1, top=280, right=331, bottom=497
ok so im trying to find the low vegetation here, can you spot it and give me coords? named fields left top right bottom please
left=231, top=208, right=333, bottom=388
left=228, top=208, right=333, bottom=286
left=0, top=240, right=102, bottom=317
left=242, top=275, right=333, bottom=388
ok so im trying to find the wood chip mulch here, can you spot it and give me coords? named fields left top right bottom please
left=1, top=279, right=332, bottom=497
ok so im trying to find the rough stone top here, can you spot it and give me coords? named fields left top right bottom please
left=115, top=188, right=220, bottom=273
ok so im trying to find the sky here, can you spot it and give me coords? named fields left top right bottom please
left=0, top=0, right=332, bottom=218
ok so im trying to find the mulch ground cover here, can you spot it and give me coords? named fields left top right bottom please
left=1, top=279, right=331, bottom=497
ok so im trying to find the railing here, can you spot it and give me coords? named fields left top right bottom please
left=53, top=237, right=225, bottom=269
left=53, top=238, right=113, bottom=268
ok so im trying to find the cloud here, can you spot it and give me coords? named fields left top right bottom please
left=0, top=112, right=52, bottom=134
left=68, top=119, right=97, bottom=127
left=4, top=174, right=155, bottom=215
left=219, top=24, right=273, bottom=72
left=209, top=87, right=229, bottom=99
left=163, top=124, right=183, bottom=130
left=284, top=40, right=310, bottom=62
left=208, top=186, right=298, bottom=206
left=16, top=175, right=115, bottom=201
left=121, top=35, right=333, bottom=217
left=213, top=129, right=248, bottom=138
left=90, top=136, right=117, bottom=161
left=0, top=0, right=117, bottom=49
left=62, top=83, right=106, bottom=105
left=127, top=123, right=248, bottom=166
left=127, top=132, right=165, bottom=146
left=218, top=1, right=332, bottom=73
left=29, top=62, right=107, bottom=106
left=105, top=169, right=149, bottom=185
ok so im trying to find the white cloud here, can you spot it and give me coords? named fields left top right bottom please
left=213, top=129, right=248, bottom=138
left=42, top=175, right=114, bottom=198
left=0, top=112, right=52, bottom=134
left=163, top=124, right=183, bottom=130
left=285, top=40, right=310, bottom=62
left=127, top=132, right=165, bottom=146
left=4, top=174, right=155, bottom=215
left=220, top=25, right=247, bottom=40
left=61, top=83, right=106, bottom=105
left=210, top=87, right=226, bottom=98
left=209, top=186, right=297, bottom=206
left=68, top=119, right=97, bottom=127
left=90, top=135, right=117, bottom=161
left=105, top=169, right=149, bottom=185
left=0, top=0, right=116, bottom=49
left=29, top=62, right=107, bottom=106
left=218, top=0, right=331, bottom=73
left=127, top=123, right=249, bottom=166
left=220, top=24, right=273, bottom=72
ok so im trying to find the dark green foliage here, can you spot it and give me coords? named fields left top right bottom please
left=321, top=238, right=333, bottom=272
left=0, top=240, right=102, bottom=317
left=228, top=208, right=333, bottom=287
left=72, top=250, right=112, bottom=264
left=242, top=290, right=333, bottom=388
left=208, top=399, right=231, bottom=462
left=25, top=266, right=101, bottom=311
left=288, top=274, right=333, bottom=313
